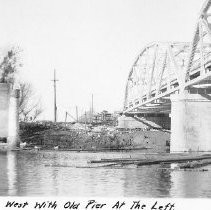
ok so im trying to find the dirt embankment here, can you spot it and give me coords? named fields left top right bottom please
left=20, top=122, right=170, bottom=152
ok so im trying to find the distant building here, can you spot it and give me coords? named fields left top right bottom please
left=92, top=110, right=120, bottom=126
left=78, top=110, right=121, bottom=126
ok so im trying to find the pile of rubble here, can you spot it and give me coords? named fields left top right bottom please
left=20, top=121, right=170, bottom=151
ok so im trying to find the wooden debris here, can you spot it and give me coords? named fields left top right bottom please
left=89, top=154, right=211, bottom=167
left=179, top=159, right=211, bottom=169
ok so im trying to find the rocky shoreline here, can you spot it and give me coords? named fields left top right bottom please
left=20, top=121, right=170, bottom=152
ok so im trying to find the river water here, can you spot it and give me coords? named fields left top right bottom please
left=0, top=150, right=211, bottom=197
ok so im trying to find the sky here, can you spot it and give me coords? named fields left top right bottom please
left=0, top=0, right=206, bottom=121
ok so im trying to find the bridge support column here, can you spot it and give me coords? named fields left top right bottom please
left=170, top=91, right=211, bottom=152
left=7, top=89, right=20, bottom=150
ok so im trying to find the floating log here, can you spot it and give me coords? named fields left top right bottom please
left=136, top=155, right=211, bottom=166
left=89, top=154, right=211, bottom=167
left=89, top=158, right=148, bottom=164
left=45, top=164, right=73, bottom=168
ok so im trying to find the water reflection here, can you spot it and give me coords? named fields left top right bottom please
left=122, top=165, right=172, bottom=197
left=157, top=165, right=172, bottom=196
left=0, top=151, right=211, bottom=197
left=0, top=151, right=8, bottom=195
left=170, top=167, right=211, bottom=197
left=7, top=151, right=17, bottom=196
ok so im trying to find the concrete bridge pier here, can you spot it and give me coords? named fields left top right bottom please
left=170, top=91, right=211, bottom=152
left=7, top=89, right=20, bottom=150
left=0, top=83, right=20, bottom=150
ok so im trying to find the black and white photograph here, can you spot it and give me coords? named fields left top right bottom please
left=0, top=0, right=211, bottom=205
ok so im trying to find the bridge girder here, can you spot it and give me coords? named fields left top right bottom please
left=124, top=0, right=211, bottom=114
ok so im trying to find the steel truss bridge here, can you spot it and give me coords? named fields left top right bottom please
left=124, top=0, right=211, bottom=115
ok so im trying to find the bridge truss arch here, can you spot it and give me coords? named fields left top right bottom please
left=124, top=0, right=211, bottom=114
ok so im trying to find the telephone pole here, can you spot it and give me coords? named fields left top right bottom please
left=91, top=94, right=93, bottom=122
left=65, top=111, right=68, bottom=123
left=76, top=106, right=78, bottom=122
left=85, top=111, right=87, bottom=130
left=51, top=69, right=58, bottom=122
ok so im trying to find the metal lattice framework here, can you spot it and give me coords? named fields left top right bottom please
left=124, top=0, right=211, bottom=114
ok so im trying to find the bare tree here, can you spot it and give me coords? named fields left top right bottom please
left=19, top=82, right=43, bottom=122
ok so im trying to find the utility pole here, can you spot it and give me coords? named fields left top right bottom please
left=65, top=111, right=68, bottom=128
left=84, top=111, right=87, bottom=131
left=91, top=94, right=93, bottom=122
left=65, top=111, right=68, bottom=123
left=76, top=106, right=78, bottom=122
left=51, top=69, right=58, bottom=122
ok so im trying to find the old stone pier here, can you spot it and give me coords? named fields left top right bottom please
left=0, top=83, right=20, bottom=150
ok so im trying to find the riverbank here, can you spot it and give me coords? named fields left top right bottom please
left=20, top=121, right=170, bottom=152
